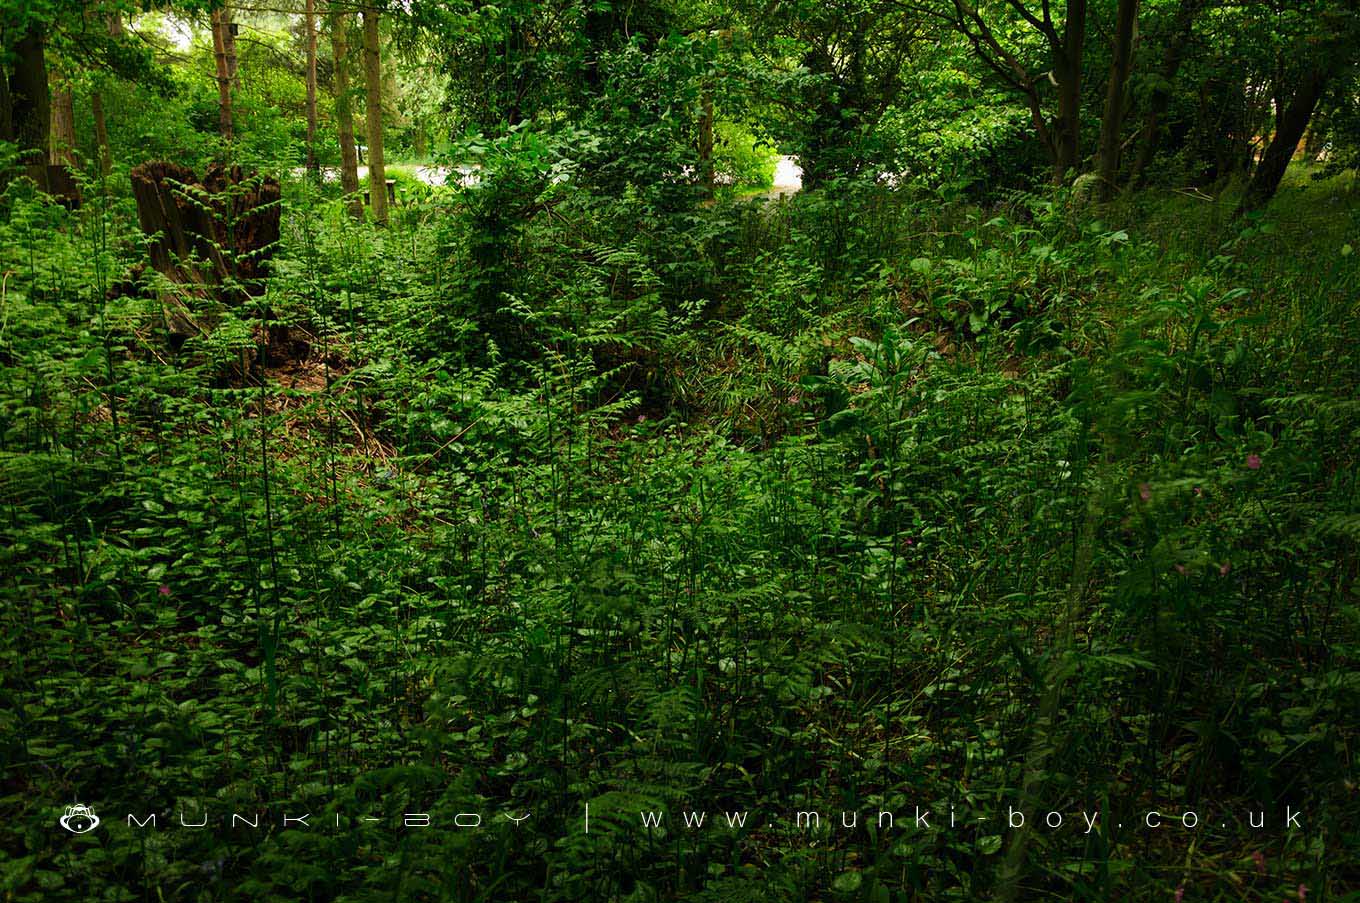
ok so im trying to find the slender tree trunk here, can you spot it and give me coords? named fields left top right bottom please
left=224, top=8, right=239, bottom=86
left=1237, top=66, right=1329, bottom=214
left=10, top=24, right=51, bottom=189
left=698, top=86, right=714, bottom=198
left=211, top=8, right=234, bottom=140
left=1127, top=0, right=1201, bottom=187
left=361, top=4, right=387, bottom=224
left=0, top=65, right=13, bottom=144
left=304, top=0, right=319, bottom=177
left=329, top=4, right=363, bottom=218
left=91, top=92, right=112, bottom=175
left=1095, top=0, right=1139, bottom=201
left=1051, top=0, right=1089, bottom=185
left=381, top=52, right=402, bottom=125
left=90, top=12, right=123, bottom=177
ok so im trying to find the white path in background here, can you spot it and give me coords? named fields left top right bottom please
left=769, top=156, right=803, bottom=196
left=297, top=157, right=802, bottom=195
left=300, top=164, right=470, bottom=186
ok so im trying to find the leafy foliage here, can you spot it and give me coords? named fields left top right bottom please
left=1, top=0, right=1359, bottom=899
left=1, top=145, right=1358, bottom=898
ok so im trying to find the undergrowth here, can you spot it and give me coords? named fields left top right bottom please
left=1, top=165, right=1357, bottom=901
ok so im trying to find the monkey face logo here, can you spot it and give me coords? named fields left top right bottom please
left=59, top=804, right=100, bottom=834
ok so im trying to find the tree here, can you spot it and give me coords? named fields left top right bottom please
left=945, top=0, right=1090, bottom=184
left=1095, top=0, right=1139, bottom=200
left=1125, top=0, right=1207, bottom=187
left=211, top=5, right=236, bottom=140
left=361, top=2, right=387, bottom=224
left=305, top=0, right=319, bottom=176
left=91, top=12, right=126, bottom=177
left=407, top=0, right=598, bottom=131
left=329, top=3, right=363, bottom=217
left=1237, top=65, right=1329, bottom=213
left=4, top=1, right=169, bottom=186
left=1236, top=2, right=1359, bottom=213
left=8, top=22, right=51, bottom=188
left=49, top=67, right=76, bottom=167
left=698, top=83, right=715, bottom=197
left=742, top=0, right=924, bottom=187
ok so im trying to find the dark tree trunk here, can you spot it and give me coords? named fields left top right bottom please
left=697, top=87, right=714, bottom=198
left=0, top=64, right=12, bottom=143
left=92, top=91, right=112, bottom=176
left=1237, top=67, right=1330, bottom=214
left=10, top=24, right=51, bottom=190
left=1095, top=0, right=1139, bottom=201
left=1127, top=0, right=1203, bottom=187
left=1051, top=0, right=1089, bottom=184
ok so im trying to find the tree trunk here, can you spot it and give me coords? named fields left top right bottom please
left=90, top=12, right=123, bottom=177
left=382, top=51, right=402, bottom=125
left=1050, top=0, right=1089, bottom=185
left=49, top=78, right=77, bottom=167
left=46, top=70, right=80, bottom=205
left=361, top=4, right=388, bottom=225
left=1095, top=0, right=1139, bottom=201
left=0, top=66, right=12, bottom=145
left=698, top=86, right=714, bottom=198
left=224, top=9, right=239, bottom=86
left=1237, top=67, right=1329, bottom=215
left=1127, top=0, right=1202, bottom=187
left=211, top=8, right=234, bottom=140
left=10, top=24, right=51, bottom=189
left=329, top=5, right=363, bottom=218
left=92, top=92, right=112, bottom=176
left=304, top=0, right=319, bottom=177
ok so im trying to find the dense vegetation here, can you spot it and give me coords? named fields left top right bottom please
left=2, top=0, right=1358, bottom=899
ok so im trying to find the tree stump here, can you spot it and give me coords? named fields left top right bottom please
left=129, top=161, right=281, bottom=298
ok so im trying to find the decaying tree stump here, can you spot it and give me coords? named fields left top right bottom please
left=129, top=161, right=281, bottom=297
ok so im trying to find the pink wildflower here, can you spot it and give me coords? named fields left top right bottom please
left=1174, top=563, right=1187, bottom=575
left=1139, top=483, right=1152, bottom=501
left=1246, top=453, right=1262, bottom=470
left=1298, top=884, right=1308, bottom=902
left=1219, top=562, right=1231, bottom=576
left=158, top=585, right=171, bottom=596
left=1251, top=850, right=1265, bottom=876
left=1174, top=885, right=1184, bottom=903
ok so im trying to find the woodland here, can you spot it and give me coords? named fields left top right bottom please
left=1, top=0, right=1359, bottom=899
